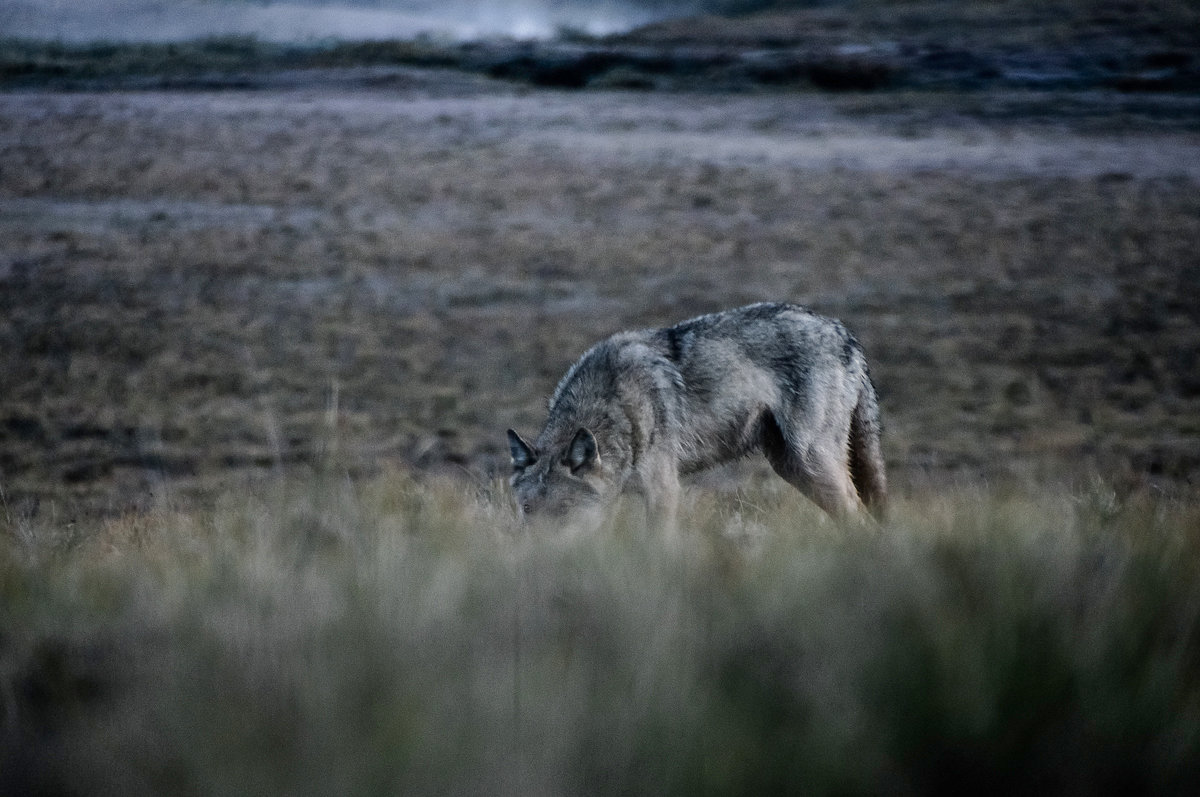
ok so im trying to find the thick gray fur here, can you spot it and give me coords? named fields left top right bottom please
left=507, top=302, right=886, bottom=533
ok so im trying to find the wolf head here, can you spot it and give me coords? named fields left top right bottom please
left=506, top=427, right=610, bottom=533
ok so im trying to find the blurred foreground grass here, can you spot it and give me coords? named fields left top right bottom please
left=4, top=473, right=1200, bottom=794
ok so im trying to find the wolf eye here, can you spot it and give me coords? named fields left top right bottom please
left=522, top=502, right=531, bottom=515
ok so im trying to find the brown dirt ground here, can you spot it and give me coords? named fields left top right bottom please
left=1, top=75, right=1198, bottom=516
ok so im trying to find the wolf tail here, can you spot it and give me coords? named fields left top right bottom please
left=849, top=375, right=888, bottom=522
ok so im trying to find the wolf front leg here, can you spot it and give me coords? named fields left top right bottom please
left=639, top=454, right=681, bottom=537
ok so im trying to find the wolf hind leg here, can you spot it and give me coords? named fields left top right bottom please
left=849, top=381, right=888, bottom=521
left=760, top=410, right=865, bottom=521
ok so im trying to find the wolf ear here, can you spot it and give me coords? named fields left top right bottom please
left=507, top=429, right=537, bottom=470
left=564, top=427, right=598, bottom=473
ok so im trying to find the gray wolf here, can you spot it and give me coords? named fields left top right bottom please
left=506, top=302, right=886, bottom=532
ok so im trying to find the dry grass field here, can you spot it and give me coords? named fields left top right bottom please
left=2, top=2, right=1200, bottom=790
left=1, top=72, right=1198, bottom=517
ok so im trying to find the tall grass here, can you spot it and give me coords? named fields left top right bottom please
left=3, top=474, right=1200, bottom=794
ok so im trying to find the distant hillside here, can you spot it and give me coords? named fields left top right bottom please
left=623, top=0, right=1200, bottom=49
left=2, top=0, right=1198, bottom=93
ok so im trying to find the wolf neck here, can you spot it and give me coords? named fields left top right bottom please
left=541, top=332, right=678, bottom=471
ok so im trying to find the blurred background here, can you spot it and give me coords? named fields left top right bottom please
left=5, top=0, right=705, bottom=41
